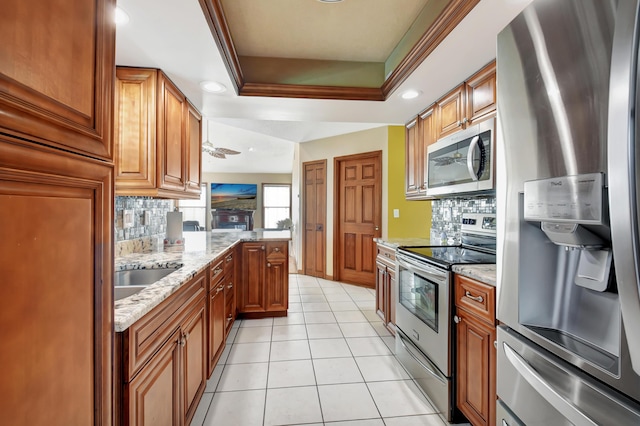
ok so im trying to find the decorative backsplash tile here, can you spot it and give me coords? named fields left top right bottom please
left=115, top=196, right=174, bottom=242
left=431, top=197, right=496, bottom=242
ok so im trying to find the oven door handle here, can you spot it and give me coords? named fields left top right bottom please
left=397, top=255, right=447, bottom=283
left=398, top=331, right=447, bottom=384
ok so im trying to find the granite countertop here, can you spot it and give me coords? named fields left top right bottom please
left=114, top=230, right=291, bottom=332
left=452, top=264, right=497, bottom=287
left=374, top=237, right=433, bottom=248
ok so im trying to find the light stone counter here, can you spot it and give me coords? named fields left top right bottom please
left=452, top=264, right=497, bottom=287
left=373, top=237, right=433, bottom=249
left=114, top=230, right=290, bottom=332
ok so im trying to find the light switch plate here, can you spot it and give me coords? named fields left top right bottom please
left=393, top=209, right=400, bottom=218
left=123, top=209, right=134, bottom=228
left=143, top=210, right=151, bottom=226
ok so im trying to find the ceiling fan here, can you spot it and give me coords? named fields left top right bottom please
left=202, top=120, right=240, bottom=159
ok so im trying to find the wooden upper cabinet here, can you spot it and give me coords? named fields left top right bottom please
left=436, top=84, right=466, bottom=139
left=185, top=102, right=203, bottom=195
left=115, top=67, right=201, bottom=199
left=466, top=61, right=497, bottom=125
left=0, top=0, right=115, bottom=161
left=404, top=118, right=420, bottom=197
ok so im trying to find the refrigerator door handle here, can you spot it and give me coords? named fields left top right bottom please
left=502, top=342, right=598, bottom=426
left=608, top=0, right=640, bottom=375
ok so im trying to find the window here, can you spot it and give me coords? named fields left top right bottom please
left=263, top=184, right=291, bottom=229
left=177, top=184, right=207, bottom=230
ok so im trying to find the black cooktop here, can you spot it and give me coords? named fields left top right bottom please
left=398, top=245, right=496, bottom=269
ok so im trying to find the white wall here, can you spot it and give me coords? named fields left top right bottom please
left=295, top=126, right=389, bottom=277
left=201, top=172, right=292, bottom=229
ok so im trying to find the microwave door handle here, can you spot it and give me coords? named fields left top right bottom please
left=466, top=135, right=481, bottom=181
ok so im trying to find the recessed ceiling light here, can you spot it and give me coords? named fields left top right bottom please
left=199, top=81, right=226, bottom=93
left=115, top=7, right=130, bottom=25
left=401, top=89, right=421, bottom=100
left=248, top=147, right=255, bottom=152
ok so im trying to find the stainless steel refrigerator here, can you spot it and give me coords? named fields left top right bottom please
left=497, top=0, right=640, bottom=424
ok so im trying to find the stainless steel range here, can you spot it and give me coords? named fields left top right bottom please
left=395, top=213, right=496, bottom=423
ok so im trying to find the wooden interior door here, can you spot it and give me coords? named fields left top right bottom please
left=335, top=151, right=382, bottom=287
left=303, top=160, right=326, bottom=277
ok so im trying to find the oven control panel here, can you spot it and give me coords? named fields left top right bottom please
left=461, top=213, right=496, bottom=234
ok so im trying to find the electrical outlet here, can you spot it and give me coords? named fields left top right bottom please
left=143, top=210, right=151, bottom=226
left=393, top=209, right=400, bottom=218
left=123, top=209, right=134, bottom=228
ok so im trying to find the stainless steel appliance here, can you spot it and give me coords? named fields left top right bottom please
left=497, top=0, right=640, bottom=424
left=426, top=118, right=495, bottom=198
left=395, top=213, right=496, bottom=423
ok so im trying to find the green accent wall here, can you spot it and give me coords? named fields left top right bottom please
left=387, top=126, right=432, bottom=238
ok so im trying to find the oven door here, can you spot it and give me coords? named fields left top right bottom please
left=395, top=252, right=451, bottom=376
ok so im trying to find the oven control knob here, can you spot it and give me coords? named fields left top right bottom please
left=454, top=315, right=461, bottom=324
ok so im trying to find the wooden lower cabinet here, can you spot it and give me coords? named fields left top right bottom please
left=118, top=270, right=208, bottom=426
left=375, top=244, right=396, bottom=334
left=238, top=241, right=289, bottom=316
left=127, top=329, right=181, bottom=426
left=208, top=279, right=226, bottom=375
left=455, top=274, right=496, bottom=426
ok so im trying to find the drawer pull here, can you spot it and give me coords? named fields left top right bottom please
left=216, top=285, right=224, bottom=294
left=465, top=291, right=484, bottom=303
left=227, top=283, right=233, bottom=289
left=226, top=256, right=233, bottom=262
left=213, top=267, right=222, bottom=276
left=261, top=245, right=265, bottom=251
left=267, top=263, right=271, bottom=268
left=274, top=247, right=280, bottom=252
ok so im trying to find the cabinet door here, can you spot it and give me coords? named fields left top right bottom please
left=158, top=72, right=187, bottom=192
left=184, top=102, right=202, bottom=195
left=0, top=138, right=113, bottom=425
left=128, top=329, right=182, bottom=426
left=387, top=267, right=396, bottom=331
left=456, top=310, right=496, bottom=426
left=375, top=260, right=387, bottom=322
left=239, top=243, right=266, bottom=313
left=436, top=85, right=466, bottom=139
left=265, top=257, right=288, bottom=312
left=208, top=283, right=226, bottom=375
left=405, top=118, right=420, bottom=197
left=419, top=106, right=436, bottom=193
left=0, top=0, right=115, bottom=160
left=114, top=68, right=157, bottom=192
left=182, top=299, right=207, bottom=425
left=466, top=61, right=496, bottom=125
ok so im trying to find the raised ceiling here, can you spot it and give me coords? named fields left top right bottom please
left=199, top=0, right=480, bottom=100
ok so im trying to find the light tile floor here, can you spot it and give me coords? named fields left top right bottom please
left=191, top=274, right=448, bottom=426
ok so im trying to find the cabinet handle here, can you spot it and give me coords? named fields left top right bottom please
left=213, top=267, right=222, bottom=276
left=227, top=282, right=233, bottom=289
left=216, top=285, right=224, bottom=294
left=456, top=120, right=461, bottom=126
left=227, top=256, right=233, bottom=262
left=454, top=315, right=461, bottom=324
left=267, top=263, right=271, bottom=268
left=274, top=247, right=280, bottom=252
left=494, top=340, right=498, bottom=349
left=226, top=315, right=232, bottom=322
left=464, top=291, right=484, bottom=303
left=261, top=245, right=265, bottom=251
left=462, top=117, right=468, bottom=124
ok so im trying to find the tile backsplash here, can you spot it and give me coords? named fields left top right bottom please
left=431, top=197, right=496, bottom=242
left=115, top=196, right=174, bottom=245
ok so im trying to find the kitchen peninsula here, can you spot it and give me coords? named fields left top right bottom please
left=114, top=229, right=290, bottom=425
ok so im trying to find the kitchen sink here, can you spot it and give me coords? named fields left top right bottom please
left=114, top=267, right=181, bottom=301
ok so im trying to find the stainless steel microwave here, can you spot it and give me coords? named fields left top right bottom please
left=426, top=118, right=494, bottom=197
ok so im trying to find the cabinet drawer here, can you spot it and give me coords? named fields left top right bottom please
left=455, top=274, right=495, bottom=325
left=225, top=272, right=235, bottom=304
left=224, top=250, right=234, bottom=274
left=266, top=242, right=287, bottom=258
left=210, top=259, right=224, bottom=291
left=123, top=270, right=207, bottom=382
left=376, top=244, right=396, bottom=268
